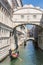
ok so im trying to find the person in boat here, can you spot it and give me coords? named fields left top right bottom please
left=9, top=49, right=19, bottom=60
left=11, top=50, right=19, bottom=58
left=24, top=40, right=26, bottom=47
left=9, top=49, right=12, bottom=58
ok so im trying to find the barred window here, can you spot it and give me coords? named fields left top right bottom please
left=33, top=15, right=36, bottom=18
left=21, top=15, right=24, bottom=18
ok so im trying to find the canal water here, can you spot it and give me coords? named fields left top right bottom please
left=1, top=40, right=43, bottom=65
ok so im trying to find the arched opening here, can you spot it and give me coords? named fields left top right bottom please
left=12, top=23, right=43, bottom=51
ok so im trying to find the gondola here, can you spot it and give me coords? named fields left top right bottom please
left=9, top=49, right=19, bottom=60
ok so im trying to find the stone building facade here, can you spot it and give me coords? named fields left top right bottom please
left=0, top=0, right=43, bottom=61
left=0, top=0, right=22, bottom=61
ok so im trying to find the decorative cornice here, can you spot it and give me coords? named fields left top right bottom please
left=14, top=7, right=43, bottom=13
left=0, top=22, right=13, bottom=31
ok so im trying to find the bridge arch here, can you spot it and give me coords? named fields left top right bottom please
left=15, top=23, right=43, bottom=33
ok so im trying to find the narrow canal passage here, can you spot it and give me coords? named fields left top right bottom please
left=1, top=40, right=43, bottom=65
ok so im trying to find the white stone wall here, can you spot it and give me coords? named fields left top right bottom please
left=0, top=26, right=11, bottom=61
left=0, top=7, right=15, bottom=61
left=0, top=10, right=15, bottom=28
left=0, top=46, right=9, bottom=61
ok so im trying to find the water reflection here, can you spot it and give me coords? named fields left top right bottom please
left=1, top=40, right=43, bottom=65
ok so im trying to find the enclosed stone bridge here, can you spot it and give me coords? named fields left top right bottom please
left=26, top=37, right=35, bottom=41
left=11, top=6, right=43, bottom=29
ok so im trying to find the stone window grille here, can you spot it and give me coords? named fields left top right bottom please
left=33, top=15, right=36, bottom=18
left=27, top=15, right=29, bottom=20
left=21, top=15, right=24, bottom=18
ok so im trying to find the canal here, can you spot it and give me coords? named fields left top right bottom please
left=1, top=40, right=43, bottom=65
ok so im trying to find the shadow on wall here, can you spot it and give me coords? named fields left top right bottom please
left=40, top=14, right=43, bottom=28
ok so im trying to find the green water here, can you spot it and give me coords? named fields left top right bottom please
left=1, top=40, right=43, bottom=65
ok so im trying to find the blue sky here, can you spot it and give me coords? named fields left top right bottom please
left=22, top=0, right=43, bottom=8
left=26, top=25, right=33, bottom=30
